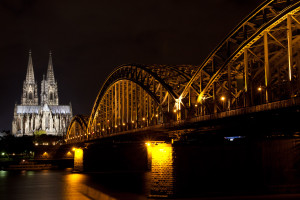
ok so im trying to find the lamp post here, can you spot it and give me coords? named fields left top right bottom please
left=257, top=86, right=263, bottom=104
left=220, top=96, right=226, bottom=111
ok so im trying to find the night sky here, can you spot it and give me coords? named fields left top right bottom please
left=0, top=0, right=262, bottom=131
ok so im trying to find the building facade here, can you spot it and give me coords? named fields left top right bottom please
left=12, top=51, right=73, bottom=136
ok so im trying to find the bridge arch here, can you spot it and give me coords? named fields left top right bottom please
left=66, top=115, right=89, bottom=142
left=86, top=64, right=199, bottom=138
left=66, top=0, right=300, bottom=144
left=180, top=0, right=300, bottom=114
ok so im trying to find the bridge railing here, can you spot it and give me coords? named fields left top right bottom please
left=189, top=97, right=300, bottom=123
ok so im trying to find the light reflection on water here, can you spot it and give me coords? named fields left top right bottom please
left=0, top=169, right=121, bottom=200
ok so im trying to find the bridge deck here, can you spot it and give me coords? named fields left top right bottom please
left=77, top=97, right=299, bottom=143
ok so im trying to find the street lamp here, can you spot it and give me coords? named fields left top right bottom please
left=220, top=96, right=226, bottom=110
left=257, top=86, right=262, bottom=92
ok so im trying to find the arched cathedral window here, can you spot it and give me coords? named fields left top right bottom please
left=29, top=92, right=33, bottom=100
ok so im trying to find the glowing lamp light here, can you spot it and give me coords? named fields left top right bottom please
left=142, top=117, right=145, bottom=121
left=195, top=104, right=198, bottom=107
left=72, top=147, right=76, bottom=151
left=122, top=123, right=125, bottom=126
left=173, top=109, right=177, bottom=113
left=145, top=142, right=150, bottom=146
left=155, top=114, right=158, bottom=117
left=102, top=128, right=105, bottom=131
left=132, top=120, right=135, bottom=124
left=1, top=152, right=5, bottom=156
left=258, top=86, right=262, bottom=92
left=220, top=96, right=226, bottom=101
left=115, top=125, right=118, bottom=128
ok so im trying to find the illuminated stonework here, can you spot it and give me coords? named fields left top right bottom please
left=74, top=148, right=84, bottom=172
left=12, top=51, right=73, bottom=136
left=147, top=142, right=174, bottom=198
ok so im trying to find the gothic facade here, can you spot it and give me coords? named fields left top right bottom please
left=12, top=51, right=73, bottom=136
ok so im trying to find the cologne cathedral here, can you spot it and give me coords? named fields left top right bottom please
left=12, top=51, right=73, bottom=136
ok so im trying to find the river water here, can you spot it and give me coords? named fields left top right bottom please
left=1, top=137, right=300, bottom=199
left=0, top=169, right=150, bottom=200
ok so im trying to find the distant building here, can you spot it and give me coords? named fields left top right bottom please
left=12, top=51, right=73, bottom=137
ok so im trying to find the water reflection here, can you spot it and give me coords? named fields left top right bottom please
left=63, top=172, right=89, bottom=200
left=0, top=169, right=118, bottom=200
left=147, top=142, right=174, bottom=198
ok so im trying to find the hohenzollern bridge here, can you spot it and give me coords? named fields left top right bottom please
left=66, top=0, right=300, bottom=144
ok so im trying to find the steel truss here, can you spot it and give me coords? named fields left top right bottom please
left=67, top=0, right=300, bottom=143
left=180, top=0, right=300, bottom=115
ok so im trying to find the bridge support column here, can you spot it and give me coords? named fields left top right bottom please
left=73, top=148, right=84, bottom=172
left=264, top=31, right=270, bottom=103
left=244, top=48, right=249, bottom=106
left=212, top=59, right=217, bottom=113
left=146, top=142, right=174, bottom=198
left=287, top=14, right=294, bottom=97
left=227, top=65, right=231, bottom=111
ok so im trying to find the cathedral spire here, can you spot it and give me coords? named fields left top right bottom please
left=46, top=51, right=55, bottom=84
left=25, top=50, right=35, bottom=84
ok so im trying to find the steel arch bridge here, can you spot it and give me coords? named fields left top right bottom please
left=66, top=115, right=89, bottom=141
left=66, top=0, right=300, bottom=143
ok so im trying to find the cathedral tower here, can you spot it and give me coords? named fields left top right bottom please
left=12, top=51, right=72, bottom=137
left=21, top=50, right=38, bottom=105
left=41, top=51, right=59, bottom=105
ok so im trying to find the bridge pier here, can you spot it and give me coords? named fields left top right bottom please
left=75, top=142, right=148, bottom=172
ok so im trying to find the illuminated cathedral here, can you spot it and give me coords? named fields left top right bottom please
left=12, top=51, right=73, bottom=136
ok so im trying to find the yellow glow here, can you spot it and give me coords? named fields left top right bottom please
left=145, top=142, right=150, bottom=146
left=142, top=117, right=145, bottom=121
left=74, top=148, right=83, bottom=171
left=102, top=128, right=105, bottom=131
left=155, top=114, right=158, bottom=117
left=43, top=152, right=48, bottom=157
left=66, top=151, right=72, bottom=156
left=195, top=104, right=198, bottom=107
left=146, top=142, right=174, bottom=193
left=72, top=147, right=76, bottom=151
left=122, top=123, right=125, bottom=126
left=115, top=125, right=118, bottom=128
left=220, top=96, right=225, bottom=101
left=173, top=109, right=177, bottom=113
left=258, top=86, right=262, bottom=91
left=132, top=120, right=135, bottom=123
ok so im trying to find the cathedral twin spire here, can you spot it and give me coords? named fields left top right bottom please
left=22, top=51, right=58, bottom=106
left=25, top=50, right=35, bottom=84
left=46, top=51, right=56, bottom=84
